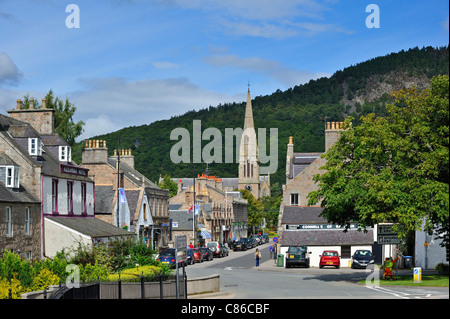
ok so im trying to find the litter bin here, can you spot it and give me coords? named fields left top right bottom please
left=403, top=256, right=413, bottom=269
left=277, top=254, right=284, bottom=267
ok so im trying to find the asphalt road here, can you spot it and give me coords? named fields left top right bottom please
left=184, top=243, right=449, bottom=299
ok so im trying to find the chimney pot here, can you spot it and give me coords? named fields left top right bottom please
left=41, top=98, right=46, bottom=109
left=16, top=99, right=22, bottom=110
left=30, top=99, right=34, bottom=109
left=288, top=136, right=293, bottom=144
left=326, top=122, right=331, bottom=130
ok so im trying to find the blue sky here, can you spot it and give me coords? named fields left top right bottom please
left=1, top=0, right=448, bottom=140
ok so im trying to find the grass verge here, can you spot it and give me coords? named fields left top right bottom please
left=359, top=275, right=449, bottom=287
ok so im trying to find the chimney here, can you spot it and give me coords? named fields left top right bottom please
left=178, top=179, right=183, bottom=194
left=325, top=121, right=345, bottom=151
left=286, top=136, right=294, bottom=179
left=41, top=98, right=47, bottom=109
left=112, top=148, right=134, bottom=169
left=81, top=139, right=109, bottom=164
left=7, top=97, right=55, bottom=135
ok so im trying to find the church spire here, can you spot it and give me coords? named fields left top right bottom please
left=243, top=87, right=255, bottom=131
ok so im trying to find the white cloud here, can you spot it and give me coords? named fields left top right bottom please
left=204, top=55, right=330, bottom=88
left=0, top=52, right=23, bottom=86
left=69, top=76, right=235, bottom=140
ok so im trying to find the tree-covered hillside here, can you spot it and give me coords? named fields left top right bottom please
left=72, top=46, right=449, bottom=196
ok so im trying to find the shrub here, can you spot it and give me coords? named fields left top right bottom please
left=0, top=277, right=23, bottom=299
left=31, top=268, right=59, bottom=292
left=435, top=263, right=449, bottom=276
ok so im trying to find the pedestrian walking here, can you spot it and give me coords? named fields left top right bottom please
left=269, top=244, right=273, bottom=259
left=255, top=248, right=262, bottom=267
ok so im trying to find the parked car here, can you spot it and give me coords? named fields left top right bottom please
left=222, top=245, right=229, bottom=257
left=199, top=247, right=214, bottom=261
left=285, top=246, right=310, bottom=268
left=261, top=234, right=269, bottom=244
left=206, top=241, right=225, bottom=257
left=233, top=239, right=248, bottom=251
left=251, top=235, right=261, bottom=245
left=319, top=250, right=340, bottom=269
left=351, top=250, right=374, bottom=269
left=157, top=248, right=185, bottom=268
left=249, top=237, right=257, bottom=248
left=192, top=248, right=204, bottom=263
left=186, top=247, right=195, bottom=265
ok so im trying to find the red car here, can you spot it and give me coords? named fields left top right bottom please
left=192, top=248, right=204, bottom=263
left=319, top=250, right=340, bottom=269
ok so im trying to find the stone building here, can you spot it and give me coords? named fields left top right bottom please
left=1, top=100, right=129, bottom=259
left=169, top=174, right=248, bottom=245
left=278, top=121, right=374, bottom=267
left=0, top=153, right=41, bottom=260
left=81, top=140, right=170, bottom=249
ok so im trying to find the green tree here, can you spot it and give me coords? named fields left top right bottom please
left=21, top=89, right=84, bottom=146
left=308, top=75, right=449, bottom=246
left=158, top=175, right=178, bottom=197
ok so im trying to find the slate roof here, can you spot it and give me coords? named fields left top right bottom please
left=282, top=228, right=374, bottom=246
left=0, top=114, right=91, bottom=182
left=289, top=153, right=322, bottom=179
left=280, top=205, right=373, bottom=246
left=45, top=216, right=132, bottom=238
left=0, top=182, right=40, bottom=203
left=108, top=158, right=161, bottom=190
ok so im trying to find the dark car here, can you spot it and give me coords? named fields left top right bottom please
left=157, top=248, right=185, bottom=268
left=285, top=246, right=310, bottom=268
left=192, top=248, right=203, bottom=263
left=233, top=239, right=248, bottom=251
left=199, top=247, right=214, bottom=261
left=351, top=250, right=374, bottom=269
left=249, top=237, right=257, bottom=248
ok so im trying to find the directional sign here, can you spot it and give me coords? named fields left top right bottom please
left=377, top=224, right=400, bottom=244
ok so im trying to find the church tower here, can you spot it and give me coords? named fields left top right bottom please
left=238, top=88, right=260, bottom=198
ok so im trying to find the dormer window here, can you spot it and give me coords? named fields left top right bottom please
left=3, top=165, right=20, bottom=188
left=59, top=146, right=71, bottom=162
left=28, top=138, right=42, bottom=156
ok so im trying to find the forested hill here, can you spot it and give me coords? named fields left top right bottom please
left=72, top=46, right=449, bottom=194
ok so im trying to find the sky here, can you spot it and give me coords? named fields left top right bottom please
left=0, top=0, right=448, bottom=140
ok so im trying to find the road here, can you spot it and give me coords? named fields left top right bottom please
left=184, top=243, right=449, bottom=299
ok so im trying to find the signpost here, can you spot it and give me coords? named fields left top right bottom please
left=175, top=235, right=187, bottom=299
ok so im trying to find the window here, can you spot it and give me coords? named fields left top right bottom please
left=341, top=246, right=351, bottom=259
left=52, top=179, right=58, bottom=213
left=6, top=207, right=12, bottom=237
left=59, top=146, right=71, bottom=162
left=28, top=138, right=42, bottom=156
left=81, top=183, right=86, bottom=214
left=25, top=207, right=31, bottom=235
left=143, top=203, right=147, bottom=220
left=290, top=193, right=299, bottom=206
left=4, top=166, right=19, bottom=188
left=67, top=181, right=73, bottom=214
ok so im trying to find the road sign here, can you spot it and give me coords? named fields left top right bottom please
left=175, top=235, right=187, bottom=262
left=377, top=224, right=400, bottom=244
left=414, top=267, right=422, bottom=283
left=273, top=237, right=278, bottom=243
